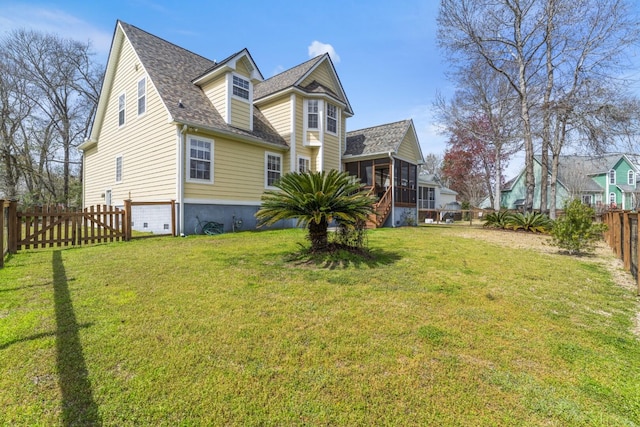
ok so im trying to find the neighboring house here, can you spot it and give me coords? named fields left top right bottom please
left=344, top=120, right=424, bottom=227
left=488, top=154, right=640, bottom=211
left=80, top=21, right=354, bottom=234
left=417, top=173, right=458, bottom=209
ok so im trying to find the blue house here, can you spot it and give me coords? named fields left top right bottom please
left=488, top=154, right=640, bottom=211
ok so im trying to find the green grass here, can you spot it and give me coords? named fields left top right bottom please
left=1, top=227, right=639, bottom=425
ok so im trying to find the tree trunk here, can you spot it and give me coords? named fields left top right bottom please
left=308, top=218, right=329, bottom=252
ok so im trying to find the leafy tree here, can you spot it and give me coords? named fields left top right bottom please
left=441, top=118, right=497, bottom=207
left=550, top=199, right=606, bottom=254
left=255, top=170, right=376, bottom=253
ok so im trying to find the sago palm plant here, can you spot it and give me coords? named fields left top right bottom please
left=482, top=210, right=514, bottom=229
left=255, top=170, right=376, bottom=252
left=508, top=211, right=553, bottom=233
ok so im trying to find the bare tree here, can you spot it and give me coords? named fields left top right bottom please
left=436, top=60, right=521, bottom=210
left=438, top=0, right=640, bottom=216
left=422, top=153, right=443, bottom=176
left=438, top=0, right=548, bottom=212
left=0, top=29, right=103, bottom=206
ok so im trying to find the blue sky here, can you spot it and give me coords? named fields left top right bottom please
left=0, top=0, right=455, bottom=160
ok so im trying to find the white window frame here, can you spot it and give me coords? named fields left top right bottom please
left=298, top=156, right=311, bottom=173
left=628, top=170, right=635, bottom=185
left=105, top=189, right=112, bottom=206
left=307, top=99, right=319, bottom=129
left=609, top=192, right=616, bottom=206
left=609, top=169, right=616, bottom=185
left=137, top=77, right=146, bottom=116
left=326, top=103, right=337, bottom=134
left=232, top=74, right=250, bottom=101
left=118, top=92, right=126, bottom=127
left=265, top=152, right=282, bottom=189
left=186, top=136, right=214, bottom=183
left=115, top=155, right=123, bottom=183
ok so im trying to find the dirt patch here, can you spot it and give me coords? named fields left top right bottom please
left=454, top=226, right=640, bottom=337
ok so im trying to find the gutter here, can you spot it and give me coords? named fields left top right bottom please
left=177, top=125, right=187, bottom=236
left=170, top=120, right=289, bottom=152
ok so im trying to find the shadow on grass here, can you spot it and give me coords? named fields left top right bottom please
left=52, top=250, right=101, bottom=426
left=285, top=245, right=402, bottom=270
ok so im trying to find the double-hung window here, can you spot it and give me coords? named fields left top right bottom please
left=266, top=153, right=282, bottom=188
left=298, top=156, right=311, bottom=173
left=326, top=104, right=337, bottom=134
left=115, top=156, right=123, bottom=183
left=137, top=77, right=146, bottom=115
left=628, top=170, right=635, bottom=185
left=118, top=93, right=125, bottom=127
left=232, top=75, right=250, bottom=100
left=609, top=169, right=616, bottom=185
left=307, top=100, right=318, bottom=129
left=188, top=136, right=213, bottom=182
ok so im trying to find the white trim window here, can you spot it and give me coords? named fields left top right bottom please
left=307, top=99, right=319, bottom=129
left=326, top=103, right=337, bottom=134
left=115, top=155, right=123, bottom=183
left=187, top=136, right=213, bottom=183
left=609, top=169, right=616, bottom=185
left=628, top=170, right=635, bottom=185
left=118, top=93, right=125, bottom=127
left=265, top=152, right=282, bottom=188
left=137, top=77, right=146, bottom=116
left=232, top=75, right=250, bottom=100
left=298, top=156, right=311, bottom=173
left=610, top=192, right=616, bottom=206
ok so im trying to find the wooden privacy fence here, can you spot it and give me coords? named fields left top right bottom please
left=0, top=199, right=176, bottom=268
left=602, top=211, right=640, bottom=295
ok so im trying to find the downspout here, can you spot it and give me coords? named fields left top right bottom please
left=390, top=152, right=395, bottom=227
left=177, top=125, right=187, bottom=235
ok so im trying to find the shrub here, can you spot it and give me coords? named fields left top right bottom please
left=550, top=199, right=607, bottom=254
left=508, top=212, right=553, bottom=233
left=482, top=210, right=514, bottom=229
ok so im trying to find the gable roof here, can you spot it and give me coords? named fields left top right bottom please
left=254, top=54, right=353, bottom=115
left=88, top=21, right=286, bottom=148
left=344, top=120, right=416, bottom=157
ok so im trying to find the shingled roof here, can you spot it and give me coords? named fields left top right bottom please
left=118, top=21, right=286, bottom=147
left=344, top=120, right=413, bottom=156
left=254, top=54, right=353, bottom=115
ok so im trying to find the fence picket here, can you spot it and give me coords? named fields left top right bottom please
left=2, top=200, right=175, bottom=268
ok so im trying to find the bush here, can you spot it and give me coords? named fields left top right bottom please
left=550, top=199, right=607, bottom=254
left=482, top=210, right=514, bottom=229
left=508, top=212, right=553, bottom=233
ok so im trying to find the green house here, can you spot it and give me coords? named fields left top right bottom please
left=494, top=154, right=640, bottom=211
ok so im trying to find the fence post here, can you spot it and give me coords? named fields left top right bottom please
left=124, top=199, right=132, bottom=241
left=624, top=212, right=631, bottom=271
left=8, top=200, right=18, bottom=254
left=0, top=200, right=5, bottom=268
left=637, top=213, right=640, bottom=296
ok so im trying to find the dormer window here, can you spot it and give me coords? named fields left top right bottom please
left=307, top=100, right=319, bottom=129
left=609, top=169, right=616, bottom=185
left=628, top=170, right=635, bottom=185
left=232, top=75, right=250, bottom=100
left=327, top=104, right=337, bottom=134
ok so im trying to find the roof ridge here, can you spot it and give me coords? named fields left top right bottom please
left=262, top=54, right=325, bottom=83
left=346, top=119, right=410, bottom=135
left=118, top=20, right=214, bottom=64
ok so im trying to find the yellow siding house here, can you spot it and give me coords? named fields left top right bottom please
left=81, top=21, right=425, bottom=234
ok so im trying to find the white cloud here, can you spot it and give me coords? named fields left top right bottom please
left=308, top=40, right=340, bottom=63
left=0, top=5, right=112, bottom=59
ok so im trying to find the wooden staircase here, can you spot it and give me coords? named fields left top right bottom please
left=366, top=186, right=392, bottom=228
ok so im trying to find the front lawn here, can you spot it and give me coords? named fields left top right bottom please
left=1, top=227, right=639, bottom=425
